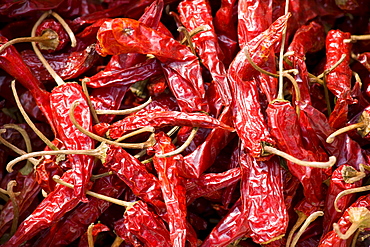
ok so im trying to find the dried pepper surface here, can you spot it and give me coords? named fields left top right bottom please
left=325, top=29, right=353, bottom=100
left=114, top=200, right=171, bottom=247
left=96, top=17, right=209, bottom=113
left=152, top=131, right=188, bottom=247
left=178, top=0, right=232, bottom=111
left=49, top=82, right=94, bottom=202
left=227, top=13, right=290, bottom=159
left=107, top=110, right=233, bottom=140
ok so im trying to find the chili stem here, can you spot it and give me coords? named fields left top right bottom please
left=334, top=185, right=370, bottom=212
left=277, top=0, right=290, bottom=101
left=290, top=211, right=324, bottom=247
left=318, top=54, right=346, bottom=79
left=286, top=211, right=307, bottom=247
left=50, top=11, right=76, bottom=47
left=53, top=175, right=137, bottom=208
left=82, top=79, right=100, bottom=124
left=244, top=48, right=279, bottom=78
left=87, top=223, right=94, bottom=247
left=156, top=127, right=199, bottom=158
left=263, top=145, right=336, bottom=168
left=115, top=126, right=155, bottom=143
left=333, top=222, right=360, bottom=239
left=181, top=25, right=209, bottom=44
left=111, top=236, right=124, bottom=247
left=326, top=122, right=365, bottom=143
left=31, top=11, right=65, bottom=86
left=11, top=80, right=59, bottom=151
left=344, top=34, right=370, bottom=43
left=91, top=171, right=113, bottom=181
left=0, top=181, right=20, bottom=238
left=351, top=229, right=360, bottom=247
left=95, top=97, right=152, bottom=115
left=70, top=101, right=156, bottom=149
left=178, top=26, right=196, bottom=55
left=6, top=142, right=108, bottom=173
left=342, top=165, right=366, bottom=184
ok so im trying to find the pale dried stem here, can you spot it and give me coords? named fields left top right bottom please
left=96, top=97, right=152, bottom=115
left=0, top=34, right=55, bottom=53
left=0, top=181, right=20, bottom=237
left=69, top=101, right=156, bottom=149
left=178, top=26, right=196, bottom=55
left=53, top=175, right=137, bottom=208
left=50, top=11, right=77, bottom=47
left=344, top=34, right=370, bottom=43
left=326, top=122, right=365, bottom=143
left=87, top=223, right=94, bottom=247
left=333, top=222, right=360, bottom=240
left=334, top=185, right=370, bottom=212
left=286, top=212, right=307, bottom=247
left=318, top=54, right=347, bottom=79
left=11, top=80, right=58, bottom=151
left=91, top=171, right=113, bottom=181
left=115, top=126, right=155, bottom=143
left=156, top=127, right=199, bottom=158
left=82, top=79, right=100, bottom=124
left=111, top=236, right=124, bottom=247
left=264, top=145, right=336, bottom=168
left=290, top=211, right=324, bottom=247
left=351, top=229, right=361, bottom=247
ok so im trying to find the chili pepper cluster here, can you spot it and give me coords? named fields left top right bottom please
left=1, top=0, right=370, bottom=246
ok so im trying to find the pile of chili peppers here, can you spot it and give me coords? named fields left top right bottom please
left=1, top=0, right=370, bottom=246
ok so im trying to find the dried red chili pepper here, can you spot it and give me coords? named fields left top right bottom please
left=114, top=200, right=171, bottom=247
left=3, top=170, right=81, bottom=246
left=96, top=17, right=209, bottom=113
left=107, top=110, right=233, bottom=140
left=78, top=223, right=110, bottom=247
left=178, top=0, right=232, bottom=113
left=323, top=165, right=365, bottom=236
left=153, top=131, right=188, bottom=246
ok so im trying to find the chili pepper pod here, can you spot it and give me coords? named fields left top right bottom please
left=114, top=200, right=171, bottom=247
left=178, top=0, right=232, bottom=113
left=78, top=223, right=110, bottom=247
left=107, top=110, right=233, bottom=140
left=34, top=18, right=70, bottom=52
left=323, top=165, right=365, bottom=236
left=49, top=82, right=95, bottom=203
left=3, top=170, right=81, bottom=247
left=96, top=17, right=209, bottom=113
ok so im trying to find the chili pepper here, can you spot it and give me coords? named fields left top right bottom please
left=31, top=168, right=126, bottom=247
left=107, top=110, right=233, bottom=140
left=328, top=91, right=354, bottom=129
left=152, top=131, right=187, bottom=246
left=227, top=14, right=290, bottom=159
left=0, top=36, right=55, bottom=131
left=114, top=200, right=171, bottom=247
left=35, top=18, right=70, bottom=52
left=266, top=101, right=329, bottom=214
left=323, top=165, right=365, bottom=236
left=178, top=0, right=232, bottom=112
left=213, top=0, right=238, bottom=67
left=78, top=223, right=110, bottom=247
left=96, top=17, right=209, bottom=113
left=49, top=82, right=94, bottom=202
left=285, top=21, right=326, bottom=105
left=241, top=152, right=288, bottom=244
left=357, top=52, right=370, bottom=72
left=201, top=199, right=250, bottom=247
left=324, top=30, right=353, bottom=100
left=103, top=145, right=166, bottom=214
left=185, top=167, right=241, bottom=205
left=3, top=170, right=81, bottom=246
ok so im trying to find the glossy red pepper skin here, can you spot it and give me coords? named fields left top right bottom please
left=50, top=82, right=94, bottom=202
left=325, top=30, right=353, bottom=100
left=107, top=110, right=233, bottom=139
left=77, top=223, right=110, bottom=247
left=115, top=200, right=171, bottom=247
left=32, top=168, right=126, bottom=247
left=96, top=18, right=209, bottom=113
left=178, top=0, right=232, bottom=113
left=286, top=21, right=326, bottom=105
left=153, top=132, right=188, bottom=247
left=241, top=153, right=287, bottom=244
left=323, top=165, right=363, bottom=236
left=103, top=145, right=166, bottom=214
left=0, top=36, right=55, bottom=131
left=3, top=170, right=81, bottom=247
left=267, top=101, right=328, bottom=214
left=227, top=14, right=289, bottom=159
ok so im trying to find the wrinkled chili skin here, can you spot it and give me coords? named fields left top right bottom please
left=103, top=145, right=166, bottom=214
left=3, top=171, right=80, bottom=247
left=107, top=110, right=233, bottom=139
left=96, top=18, right=209, bottom=113
left=50, top=82, right=94, bottom=202
left=322, top=165, right=363, bottom=236
left=325, top=30, right=353, bottom=100
left=0, top=36, right=55, bottom=131
left=115, top=200, right=171, bottom=247
left=35, top=18, right=70, bottom=52
left=266, top=101, right=328, bottom=213
left=153, top=132, right=188, bottom=247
